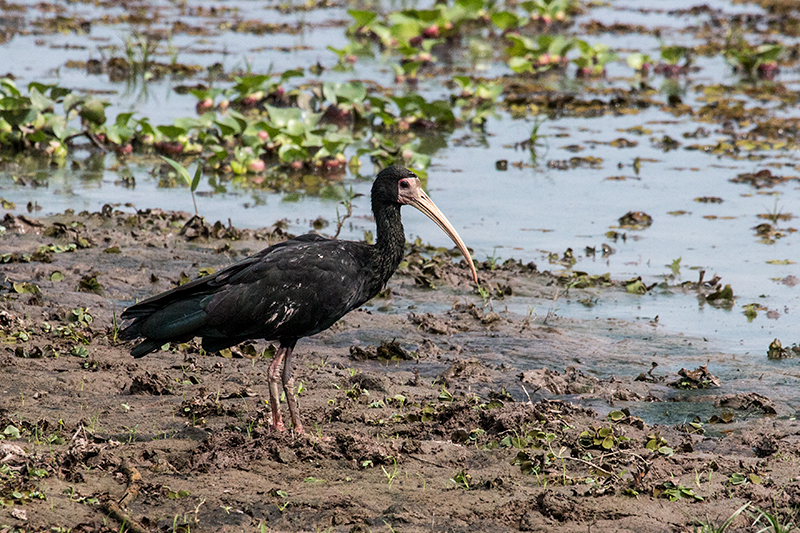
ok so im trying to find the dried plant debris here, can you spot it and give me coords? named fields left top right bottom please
left=730, top=169, right=796, bottom=188
left=715, top=393, right=777, bottom=415
left=617, top=211, right=653, bottom=229
left=767, top=338, right=800, bottom=359
left=349, top=340, right=416, bottom=361
left=671, top=365, right=721, bottom=389
left=704, top=283, right=735, bottom=307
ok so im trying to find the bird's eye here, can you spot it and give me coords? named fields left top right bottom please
left=399, top=179, right=410, bottom=189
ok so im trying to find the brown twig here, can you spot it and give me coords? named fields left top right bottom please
left=118, top=459, right=143, bottom=507
left=333, top=186, right=359, bottom=239
left=101, top=459, right=147, bottom=533
left=602, top=449, right=652, bottom=468
left=101, top=500, right=149, bottom=533
left=64, top=130, right=108, bottom=152
left=562, top=455, right=617, bottom=478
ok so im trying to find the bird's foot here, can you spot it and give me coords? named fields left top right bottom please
left=270, top=419, right=286, bottom=432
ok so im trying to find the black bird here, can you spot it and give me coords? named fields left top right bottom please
left=119, top=166, right=478, bottom=433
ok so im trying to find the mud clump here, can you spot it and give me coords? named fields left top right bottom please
left=349, top=339, right=415, bottom=361
left=715, top=392, right=777, bottom=414
left=128, top=372, right=175, bottom=395
left=408, top=311, right=468, bottom=334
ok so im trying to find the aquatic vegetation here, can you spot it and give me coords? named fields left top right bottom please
left=505, top=34, right=574, bottom=74
left=626, top=52, right=654, bottom=74
left=656, top=45, right=693, bottom=76
left=573, top=40, right=617, bottom=78
left=724, top=41, right=783, bottom=80
left=0, top=78, right=104, bottom=162
left=451, top=76, right=503, bottom=126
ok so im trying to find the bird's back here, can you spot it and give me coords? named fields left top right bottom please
left=120, top=234, right=377, bottom=356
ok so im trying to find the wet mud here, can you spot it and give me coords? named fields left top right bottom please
left=1, top=209, right=799, bottom=532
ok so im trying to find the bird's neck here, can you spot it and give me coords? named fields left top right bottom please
left=372, top=202, right=406, bottom=285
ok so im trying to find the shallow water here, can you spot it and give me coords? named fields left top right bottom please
left=0, top=0, right=798, bottom=365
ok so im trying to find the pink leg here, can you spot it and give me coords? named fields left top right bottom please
left=267, top=346, right=287, bottom=431
left=281, top=346, right=303, bottom=434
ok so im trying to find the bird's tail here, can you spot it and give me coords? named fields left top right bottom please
left=130, top=339, right=164, bottom=358
left=118, top=321, right=160, bottom=357
left=117, top=320, right=141, bottom=341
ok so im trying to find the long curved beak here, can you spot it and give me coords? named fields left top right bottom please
left=406, top=189, right=479, bottom=283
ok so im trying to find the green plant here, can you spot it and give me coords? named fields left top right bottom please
left=438, top=386, right=455, bottom=402
left=333, top=186, right=362, bottom=238
left=0, top=78, right=105, bottom=161
left=506, top=34, right=574, bottom=74
left=451, top=76, right=501, bottom=126
left=669, top=257, right=682, bottom=275
left=573, top=40, right=617, bottom=77
left=360, top=133, right=432, bottom=176
left=327, top=42, right=372, bottom=71
left=166, top=487, right=191, bottom=499
left=660, top=45, right=690, bottom=67
left=725, top=42, right=782, bottom=80
left=523, top=0, right=575, bottom=24
left=753, top=507, right=798, bottom=533
left=692, top=502, right=750, bottom=532
left=1, top=425, right=20, bottom=440
left=451, top=470, right=471, bottom=489
left=579, top=426, right=617, bottom=450
left=261, top=104, right=352, bottom=170
left=658, top=481, right=703, bottom=501
left=527, top=115, right=548, bottom=164
left=122, top=424, right=138, bottom=444
left=161, top=156, right=201, bottom=216
left=627, top=52, right=654, bottom=73
left=122, top=32, right=158, bottom=75
left=381, top=457, right=399, bottom=488
left=645, top=432, right=674, bottom=456
left=320, top=81, right=368, bottom=119
left=728, top=472, right=762, bottom=486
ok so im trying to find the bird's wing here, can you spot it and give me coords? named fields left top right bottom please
left=120, top=233, right=330, bottom=320
left=120, top=237, right=372, bottom=348
left=200, top=239, right=372, bottom=338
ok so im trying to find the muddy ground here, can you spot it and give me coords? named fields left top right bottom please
left=0, top=207, right=798, bottom=533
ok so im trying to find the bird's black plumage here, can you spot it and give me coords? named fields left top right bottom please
left=119, top=166, right=477, bottom=432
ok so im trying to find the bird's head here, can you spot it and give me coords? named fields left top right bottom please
left=373, top=165, right=479, bottom=283
left=371, top=165, right=418, bottom=206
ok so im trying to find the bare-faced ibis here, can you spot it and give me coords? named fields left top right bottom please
left=119, top=166, right=478, bottom=433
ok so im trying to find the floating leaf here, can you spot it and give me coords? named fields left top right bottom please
left=618, top=211, right=652, bottom=229
left=13, top=281, right=41, bottom=294
left=78, top=98, right=107, bottom=125
left=625, top=277, right=648, bottom=294
left=706, top=284, right=734, bottom=301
